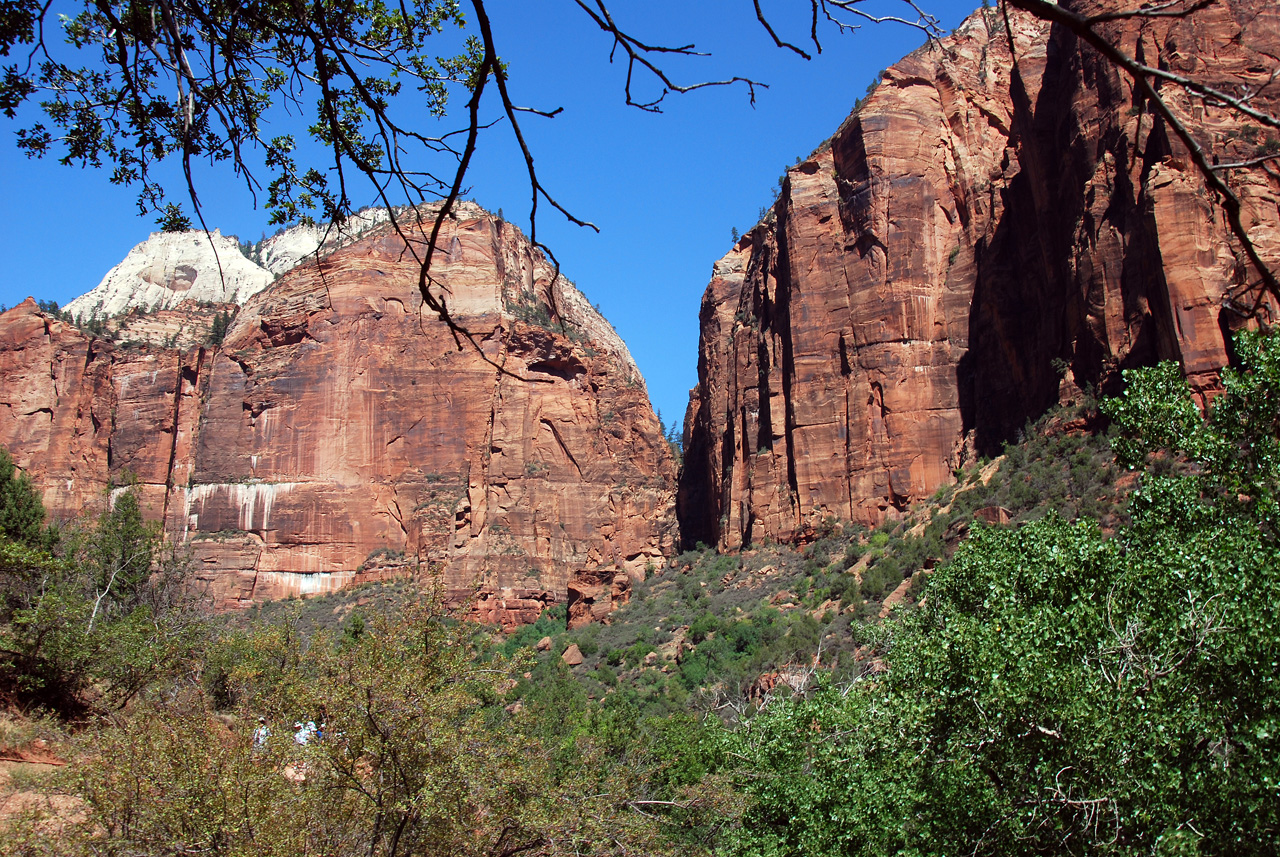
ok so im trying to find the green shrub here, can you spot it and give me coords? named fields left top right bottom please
left=688, top=611, right=719, bottom=643
left=721, top=330, right=1280, bottom=857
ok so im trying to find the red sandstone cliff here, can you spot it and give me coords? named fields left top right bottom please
left=680, top=0, right=1280, bottom=549
left=0, top=205, right=676, bottom=626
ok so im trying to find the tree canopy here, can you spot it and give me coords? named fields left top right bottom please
left=719, top=330, right=1280, bottom=856
left=0, top=0, right=946, bottom=333
left=0, top=448, right=49, bottom=548
left=0, top=476, right=200, bottom=716
left=5, top=331, right=1280, bottom=855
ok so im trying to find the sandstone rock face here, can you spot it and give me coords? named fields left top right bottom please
left=680, top=0, right=1280, bottom=549
left=86, top=303, right=239, bottom=351
left=2, top=205, right=676, bottom=625
left=254, top=208, right=399, bottom=276
left=0, top=304, right=116, bottom=517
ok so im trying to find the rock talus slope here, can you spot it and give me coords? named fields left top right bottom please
left=680, top=0, right=1280, bottom=549
left=1, top=205, right=676, bottom=626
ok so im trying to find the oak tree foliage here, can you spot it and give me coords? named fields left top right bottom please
left=0, top=0, right=949, bottom=335
left=2, top=0, right=1276, bottom=320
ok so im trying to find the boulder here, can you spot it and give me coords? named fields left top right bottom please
left=561, top=644, right=584, bottom=666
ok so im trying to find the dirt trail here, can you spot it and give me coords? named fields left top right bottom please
left=0, top=755, right=87, bottom=835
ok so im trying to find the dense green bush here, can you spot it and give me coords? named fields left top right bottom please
left=719, top=330, right=1280, bottom=856
left=13, top=596, right=693, bottom=857
left=0, top=471, right=201, bottom=716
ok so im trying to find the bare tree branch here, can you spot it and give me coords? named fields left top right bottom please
left=571, top=0, right=766, bottom=111
left=755, top=0, right=814, bottom=59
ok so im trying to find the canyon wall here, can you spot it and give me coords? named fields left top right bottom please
left=0, top=205, right=676, bottom=626
left=680, top=0, right=1280, bottom=549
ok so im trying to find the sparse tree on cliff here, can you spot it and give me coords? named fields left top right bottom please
left=206, top=308, right=231, bottom=345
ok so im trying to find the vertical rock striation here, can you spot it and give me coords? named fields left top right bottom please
left=680, top=0, right=1280, bottom=549
left=1, top=205, right=676, bottom=625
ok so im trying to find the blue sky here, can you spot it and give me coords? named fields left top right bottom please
left=0, top=0, right=977, bottom=432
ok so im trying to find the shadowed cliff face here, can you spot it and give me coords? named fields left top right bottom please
left=680, top=0, right=1280, bottom=550
left=0, top=207, right=677, bottom=627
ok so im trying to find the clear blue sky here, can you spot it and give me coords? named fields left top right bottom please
left=0, top=0, right=977, bottom=432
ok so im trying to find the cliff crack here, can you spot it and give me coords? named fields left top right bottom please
left=386, top=416, right=424, bottom=448
left=975, top=103, right=1010, bottom=137
left=388, top=495, right=409, bottom=541
left=161, top=353, right=195, bottom=524
left=248, top=551, right=264, bottom=602
left=541, top=418, right=583, bottom=480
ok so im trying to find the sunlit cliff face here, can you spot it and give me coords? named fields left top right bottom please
left=679, top=2, right=1280, bottom=550
left=0, top=205, right=676, bottom=625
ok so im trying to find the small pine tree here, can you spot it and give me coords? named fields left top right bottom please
left=207, top=310, right=231, bottom=346
left=667, top=419, right=684, bottom=455
left=0, top=448, right=51, bottom=548
left=90, top=486, right=160, bottom=612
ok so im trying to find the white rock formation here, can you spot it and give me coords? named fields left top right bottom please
left=66, top=230, right=274, bottom=319
left=66, top=211, right=400, bottom=320
left=60, top=204, right=639, bottom=386
left=257, top=208, right=397, bottom=275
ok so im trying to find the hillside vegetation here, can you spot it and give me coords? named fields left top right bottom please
left=3, top=332, right=1280, bottom=856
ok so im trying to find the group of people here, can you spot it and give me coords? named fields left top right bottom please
left=290, top=719, right=323, bottom=745
left=251, top=707, right=328, bottom=754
